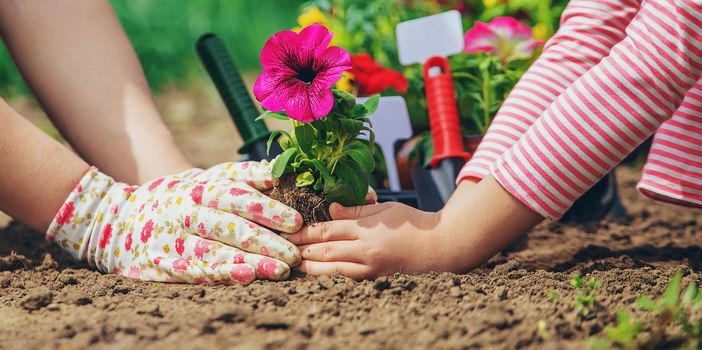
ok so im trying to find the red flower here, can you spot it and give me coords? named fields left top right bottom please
left=191, top=185, right=204, bottom=205
left=125, top=233, right=133, bottom=251
left=175, top=237, right=185, bottom=256
left=348, top=53, right=408, bottom=96
left=98, top=224, right=113, bottom=249
left=153, top=256, right=162, bottom=265
left=140, top=220, right=154, bottom=243
left=54, top=201, right=75, bottom=226
left=184, top=215, right=191, bottom=228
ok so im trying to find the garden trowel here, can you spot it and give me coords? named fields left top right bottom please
left=196, top=33, right=280, bottom=161
left=397, top=11, right=470, bottom=211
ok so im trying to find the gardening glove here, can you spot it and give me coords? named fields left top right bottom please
left=46, top=166, right=303, bottom=284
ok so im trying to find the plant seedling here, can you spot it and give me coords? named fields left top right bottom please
left=635, top=271, right=702, bottom=348
left=589, top=310, right=643, bottom=350
left=260, top=92, right=379, bottom=223
left=571, top=275, right=600, bottom=320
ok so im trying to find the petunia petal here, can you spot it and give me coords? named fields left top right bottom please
left=282, top=81, right=316, bottom=122
left=260, top=30, right=302, bottom=69
left=307, top=83, right=335, bottom=120
left=464, top=22, right=500, bottom=53
left=488, top=17, right=533, bottom=41
left=510, top=39, right=545, bottom=61
left=312, top=46, right=351, bottom=89
left=299, top=24, right=334, bottom=56
left=253, top=68, right=298, bottom=112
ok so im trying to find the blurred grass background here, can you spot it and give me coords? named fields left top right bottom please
left=0, top=0, right=304, bottom=96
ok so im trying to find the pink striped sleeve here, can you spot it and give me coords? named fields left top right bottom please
left=491, top=0, right=702, bottom=220
left=458, top=0, right=642, bottom=181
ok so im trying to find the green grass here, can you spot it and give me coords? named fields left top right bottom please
left=0, top=0, right=303, bottom=96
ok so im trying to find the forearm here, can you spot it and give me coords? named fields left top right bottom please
left=459, top=0, right=640, bottom=181
left=0, top=98, right=88, bottom=232
left=0, top=0, right=190, bottom=184
left=435, top=177, right=542, bottom=273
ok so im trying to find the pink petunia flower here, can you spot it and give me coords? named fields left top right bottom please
left=253, top=24, right=352, bottom=122
left=464, top=17, right=544, bottom=63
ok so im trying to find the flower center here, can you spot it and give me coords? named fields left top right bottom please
left=297, top=66, right=317, bottom=84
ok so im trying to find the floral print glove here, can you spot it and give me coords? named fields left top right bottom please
left=47, top=166, right=303, bottom=284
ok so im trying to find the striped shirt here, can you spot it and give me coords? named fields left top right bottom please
left=457, top=0, right=702, bottom=220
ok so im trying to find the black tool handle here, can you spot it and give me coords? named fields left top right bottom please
left=196, top=33, right=274, bottom=158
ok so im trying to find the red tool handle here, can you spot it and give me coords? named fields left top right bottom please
left=423, top=56, right=470, bottom=168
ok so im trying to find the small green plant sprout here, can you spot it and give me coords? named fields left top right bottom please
left=635, top=271, right=702, bottom=349
left=571, top=274, right=601, bottom=320
left=589, top=310, right=643, bottom=350
left=546, top=290, right=559, bottom=303
left=259, top=91, right=380, bottom=206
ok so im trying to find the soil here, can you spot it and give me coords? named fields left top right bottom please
left=269, top=174, right=331, bottom=225
left=4, top=93, right=702, bottom=349
left=2, top=166, right=701, bottom=349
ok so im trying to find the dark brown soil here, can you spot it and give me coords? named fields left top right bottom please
left=269, top=174, right=331, bottom=225
left=2, top=166, right=702, bottom=349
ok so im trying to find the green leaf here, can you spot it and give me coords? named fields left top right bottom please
left=362, top=94, right=380, bottom=115
left=271, top=148, right=298, bottom=179
left=323, top=179, right=355, bottom=206
left=343, top=141, right=375, bottom=172
left=330, top=159, right=368, bottom=206
left=663, top=272, right=682, bottom=308
left=636, top=297, right=657, bottom=310
left=340, top=119, right=365, bottom=135
left=294, top=123, right=315, bottom=156
left=332, top=89, right=356, bottom=111
left=266, top=131, right=281, bottom=155
left=682, top=282, right=697, bottom=305
left=295, top=171, right=315, bottom=187
left=255, top=111, right=289, bottom=121
left=352, top=103, right=368, bottom=117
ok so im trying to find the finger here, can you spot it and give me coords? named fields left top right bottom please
left=297, top=260, right=372, bottom=280
left=281, top=220, right=358, bottom=245
left=365, top=186, right=377, bottom=204
left=146, top=257, right=256, bottom=285
left=198, top=159, right=276, bottom=190
left=187, top=207, right=301, bottom=266
left=299, top=241, right=365, bottom=263
left=329, top=202, right=392, bottom=220
left=196, top=240, right=291, bottom=281
left=201, top=181, right=302, bottom=233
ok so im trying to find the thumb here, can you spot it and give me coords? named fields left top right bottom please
left=329, top=202, right=389, bottom=220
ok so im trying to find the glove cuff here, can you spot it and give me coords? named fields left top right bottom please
left=46, top=166, right=117, bottom=261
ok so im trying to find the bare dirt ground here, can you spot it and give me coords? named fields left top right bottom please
left=2, top=91, right=701, bottom=349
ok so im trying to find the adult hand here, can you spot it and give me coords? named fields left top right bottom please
left=47, top=166, right=303, bottom=284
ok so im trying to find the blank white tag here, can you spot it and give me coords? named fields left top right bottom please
left=358, top=96, right=413, bottom=191
left=396, top=10, right=465, bottom=65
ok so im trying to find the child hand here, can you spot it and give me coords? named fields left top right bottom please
left=47, top=167, right=303, bottom=284
left=282, top=202, right=441, bottom=280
